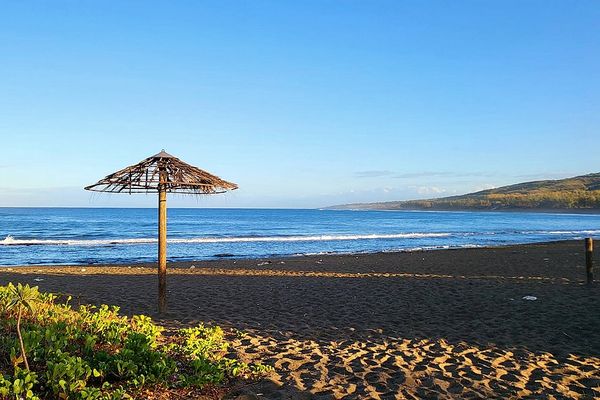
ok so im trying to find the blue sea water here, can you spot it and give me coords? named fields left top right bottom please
left=1, top=208, right=599, bottom=266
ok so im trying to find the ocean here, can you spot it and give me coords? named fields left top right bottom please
left=1, top=207, right=599, bottom=266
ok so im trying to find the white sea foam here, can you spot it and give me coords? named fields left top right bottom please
left=544, top=230, right=600, bottom=235
left=0, top=232, right=451, bottom=247
left=382, top=244, right=481, bottom=253
left=514, top=230, right=600, bottom=236
left=0, top=235, right=154, bottom=246
left=3, top=229, right=598, bottom=248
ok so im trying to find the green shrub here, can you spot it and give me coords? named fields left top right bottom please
left=180, top=324, right=228, bottom=360
left=0, top=284, right=272, bottom=399
left=0, top=367, right=40, bottom=400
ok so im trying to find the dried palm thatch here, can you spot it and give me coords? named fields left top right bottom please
left=84, top=150, right=237, bottom=313
left=84, top=150, right=238, bottom=194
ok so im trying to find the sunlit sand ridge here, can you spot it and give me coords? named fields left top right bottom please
left=233, top=333, right=599, bottom=399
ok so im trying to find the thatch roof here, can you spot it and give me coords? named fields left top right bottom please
left=84, top=150, right=238, bottom=194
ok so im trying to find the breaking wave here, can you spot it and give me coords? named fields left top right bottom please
left=0, top=232, right=452, bottom=247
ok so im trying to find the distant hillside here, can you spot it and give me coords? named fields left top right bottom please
left=328, top=173, right=600, bottom=212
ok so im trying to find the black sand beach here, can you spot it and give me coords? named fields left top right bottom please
left=1, top=240, right=599, bottom=399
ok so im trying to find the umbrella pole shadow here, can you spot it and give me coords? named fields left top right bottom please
left=158, top=274, right=167, bottom=313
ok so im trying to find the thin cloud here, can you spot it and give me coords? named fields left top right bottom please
left=472, top=183, right=497, bottom=192
left=512, top=172, right=576, bottom=180
left=393, top=171, right=498, bottom=179
left=408, top=185, right=448, bottom=196
left=354, top=170, right=394, bottom=178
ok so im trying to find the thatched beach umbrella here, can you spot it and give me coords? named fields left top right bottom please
left=85, top=150, right=237, bottom=312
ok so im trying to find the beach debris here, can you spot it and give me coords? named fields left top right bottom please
left=543, top=258, right=550, bottom=261
left=522, top=296, right=537, bottom=301
left=34, top=278, right=44, bottom=282
left=190, top=265, right=196, bottom=269
left=279, top=261, right=285, bottom=264
left=80, top=268, right=86, bottom=272
left=6, top=268, right=13, bottom=271
left=257, top=261, right=271, bottom=266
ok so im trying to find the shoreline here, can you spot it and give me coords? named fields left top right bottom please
left=0, top=238, right=594, bottom=269
left=1, top=239, right=598, bottom=398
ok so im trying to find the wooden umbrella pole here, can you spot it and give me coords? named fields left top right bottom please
left=158, top=185, right=167, bottom=313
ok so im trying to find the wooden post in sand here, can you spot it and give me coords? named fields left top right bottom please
left=585, top=238, right=594, bottom=284
left=158, top=169, right=168, bottom=313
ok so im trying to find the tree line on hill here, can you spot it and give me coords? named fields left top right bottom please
left=329, top=173, right=600, bottom=211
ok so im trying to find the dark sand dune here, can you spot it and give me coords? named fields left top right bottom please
left=1, top=240, right=599, bottom=398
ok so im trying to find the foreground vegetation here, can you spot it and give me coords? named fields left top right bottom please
left=331, top=173, right=600, bottom=211
left=0, top=283, right=271, bottom=399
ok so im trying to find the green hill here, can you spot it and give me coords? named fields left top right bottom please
left=328, top=173, right=600, bottom=212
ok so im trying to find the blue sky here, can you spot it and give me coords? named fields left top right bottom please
left=1, top=1, right=598, bottom=208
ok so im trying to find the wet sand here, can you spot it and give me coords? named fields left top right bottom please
left=1, top=240, right=599, bottom=399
